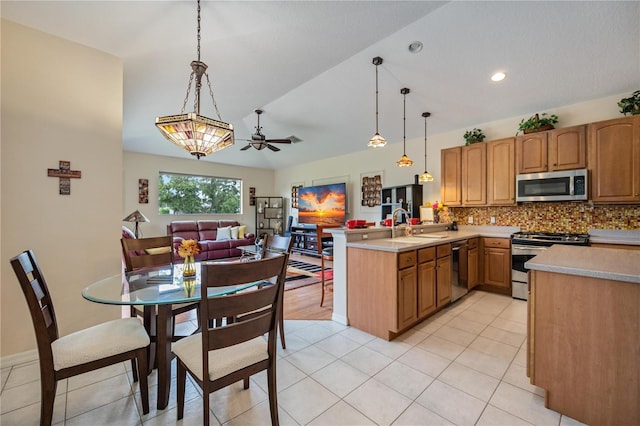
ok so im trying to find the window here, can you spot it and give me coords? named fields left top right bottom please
left=158, top=172, right=241, bottom=215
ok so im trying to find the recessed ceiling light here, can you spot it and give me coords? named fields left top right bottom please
left=491, top=72, right=507, bottom=82
left=408, top=41, right=423, bottom=54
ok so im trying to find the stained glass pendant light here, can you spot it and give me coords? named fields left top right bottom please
left=396, top=88, right=414, bottom=167
left=368, top=57, right=386, bottom=148
left=155, top=0, right=234, bottom=159
left=419, top=112, right=434, bottom=182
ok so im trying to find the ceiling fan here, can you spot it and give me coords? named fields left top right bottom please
left=240, top=109, right=292, bottom=152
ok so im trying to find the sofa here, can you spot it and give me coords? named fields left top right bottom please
left=166, top=220, right=256, bottom=261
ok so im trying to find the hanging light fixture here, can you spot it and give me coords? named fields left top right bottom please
left=368, top=57, right=386, bottom=148
left=155, top=0, right=234, bottom=159
left=419, top=112, right=434, bottom=182
left=396, top=88, right=414, bottom=167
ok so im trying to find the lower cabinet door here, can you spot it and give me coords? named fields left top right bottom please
left=417, top=260, right=436, bottom=318
left=397, top=266, right=418, bottom=330
left=484, top=248, right=511, bottom=288
left=468, top=247, right=480, bottom=289
left=436, top=256, right=452, bottom=307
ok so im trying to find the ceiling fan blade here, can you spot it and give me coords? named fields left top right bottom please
left=266, top=144, right=280, bottom=152
left=240, top=144, right=252, bottom=151
left=265, top=139, right=292, bottom=144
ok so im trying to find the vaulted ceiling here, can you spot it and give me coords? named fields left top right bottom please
left=3, top=1, right=639, bottom=169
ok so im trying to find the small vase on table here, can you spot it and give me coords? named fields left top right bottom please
left=183, top=255, right=196, bottom=278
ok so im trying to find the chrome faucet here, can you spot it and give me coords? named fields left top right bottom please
left=391, top=207, right=411, bottom=238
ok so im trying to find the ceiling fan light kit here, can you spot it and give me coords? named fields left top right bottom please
left=368, top=56, right=387, bottom=148
left=239, top=109, right=292, bottom=152
left=396, top=88, right=414, bottom=167
left=419, top=112, right=434, bottom=182
left=155, top=0, right=234, bottom=159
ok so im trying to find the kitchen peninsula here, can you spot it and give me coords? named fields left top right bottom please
left=525, top=245, right=640, bottom=425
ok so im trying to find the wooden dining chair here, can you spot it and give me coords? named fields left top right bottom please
left=265, top=234, right=294, bottom=349
left=317, top=225, right=338, bottom=307
left=172, top=254, right=288, bottom=426
left=121, top=236, right=200, bottom=340
left=10, top=250, right=150, bottom=426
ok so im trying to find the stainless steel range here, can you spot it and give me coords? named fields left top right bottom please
left=511, top=231, right=589, bottom=300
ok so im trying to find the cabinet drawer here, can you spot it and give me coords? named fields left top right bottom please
left=306, top=235, right=317, bottom=243
left=437, top=244, right=451, bottom=258
left=398, top=251, right=417, bottom=269
left=483, top=238, right=510, bottom=249
left=468, top=238, right=479, bottom=249
left=418, top=247, right=436, bottom=263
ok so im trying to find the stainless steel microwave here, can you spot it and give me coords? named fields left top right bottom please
left=516, top=169, right=588, bottom=202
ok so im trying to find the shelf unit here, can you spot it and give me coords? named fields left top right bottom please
left=255, top=196, right=284, bottom=236
left=290, top=225, right=319, bottom=256
left=380, top=184, right=423, bottom=222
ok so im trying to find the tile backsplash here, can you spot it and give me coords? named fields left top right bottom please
left=449, top=203, right=640, bottom=233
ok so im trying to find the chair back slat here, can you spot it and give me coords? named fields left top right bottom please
left=10, top=250, right=59, bottom=363
left=121, top=236, right=173, bottom=272
left=199, top=254, right=287, bottom=370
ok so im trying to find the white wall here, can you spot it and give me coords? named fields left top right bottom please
left=123, top=152, right=275, bottom=237
left=274, top=93, right=625, bottom=217
left=1, top=21, right=123, bottom=357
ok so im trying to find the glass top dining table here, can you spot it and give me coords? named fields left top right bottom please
left=81, top=259, right=264, bottom=410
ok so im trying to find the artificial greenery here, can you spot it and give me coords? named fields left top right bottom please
left=517, top=113, right=559, bottom=134
left=463, top=128, right=486, bottom=145
left=617, top=90, right=640, bottom=116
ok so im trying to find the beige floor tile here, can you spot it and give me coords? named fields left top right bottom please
left=502, top=363, right=545, bottom=397
left=344, top=379, right=412, bottom=425
left=65, top=395, right=141, bottom=426
left=365, top=337, right=413, bottom=359
left=1, top=379, right=65, bottom=415
left=0, top=393, right=66, bottom=425
left=446, top=317, right=488, bottom=335
left=490, top=382, right=560, bottom=425
left=66, top=373, right=134, bottom=419
left=223, top=399, right=298, bottom=426
left=137, top=376, right=201, bottom=422
left=512, top=344, right=528, bottom=367
left=480, top=325, right=526, bottom=348
left=314, top=333, right=362, bottom=358
left=338, top=327, right=377, bottom=345
left=311, top=359, right=369, bottom=398
left=394, top=328, right=429, bottom=346
left=1, top=367, right=11, bottom=391
left=416, top=380, right=486, bottom=425
left=278, top=377, right=339, bottom=425
left=392, top=402, right=454, bottom=426
left=455, top=348, right=511, bottom=379
left=276, top=333, right=313, bottom=357
left=252, top=358, right=307, bottom=393
left=417, top=335, right=467, bottom=360
left=468, top=336, right=519, bottom=361
left=374, top=361, right=434, bottom=399
left=3, top=361, right=40, bottom=389
left=285, top=344, right=337, bottom=375
left=456, top=309, right=497, bottom=325
left=397, top=346, right=451, bottom=378
left=341, top=346, right=393, bottom=376
left=560, top=414, right=589, bottom=426
left=498, top=301, right=528, bottom=324
left=433, top=324, right=478, bottom=346
left=67, top=362, right=128, bottom=391
left=438, top=362, right=500, bottom=402
left=208, top=380, right=268, bottom=424
left=308, top=400, right=376, bottom=425
left=293, top=323, right=338, bottom=344
left=476, top=404, right=533, bottom=425
left=412, top=318, right=445, bottom=334
left=142, top=397, right=219, bottom=425
left=490, top=317, right=527, bottom=334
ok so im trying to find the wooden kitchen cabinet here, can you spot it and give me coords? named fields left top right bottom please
left=436, top=244, right=452, bottom=307
left=461, top=143, right=487, bottom=205
left=441, top=147, right=462, bottom=206
left=487, top=137, right=516, bottom=205
left=467, top=238, right=480, bottom=289
left=588, top=116, right=640, bottom=203
left=482, top=238, right=511, bottom=288
left=417, top=247, right=437, bottom=318
left=397, top=251, right=418, bottom=330
left=516, top=125, right=586, bottom=174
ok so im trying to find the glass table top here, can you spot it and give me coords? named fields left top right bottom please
left=82, top=261, right=261, bottom=306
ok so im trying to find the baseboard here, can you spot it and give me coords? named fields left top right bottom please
left=331, top=313, right=348, bottom=326
left=0, top=349, right=38, bottom=368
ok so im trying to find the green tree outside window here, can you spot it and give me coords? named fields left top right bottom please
left=159, top=172, right=241, bottom=214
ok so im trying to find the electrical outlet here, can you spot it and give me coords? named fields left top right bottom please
left=362, top=234, right=368, bottom=240
left=468, top=216, right=473, bottom=224
left=490, top=216, right=496, bottom=224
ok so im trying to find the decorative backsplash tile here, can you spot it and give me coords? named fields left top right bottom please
left=449, top=203, right=640, bottom=233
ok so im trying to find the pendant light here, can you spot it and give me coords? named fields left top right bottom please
left=419, top=112, right=434, bottom=182
left=396, top=88, right=414, bottom=167
left=368, top=57, right=386, bottom=148
left=155, top=0, right=234, bottom=159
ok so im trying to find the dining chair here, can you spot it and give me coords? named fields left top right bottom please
left=316, top=225, right=337, bottom=307
left=121, top=236, right=200, bottom=335
left=265, top=234, right=294, bottom=349
left=172, top=254, right=288, bottom=426
left=10, top=250, right=150, bottom=426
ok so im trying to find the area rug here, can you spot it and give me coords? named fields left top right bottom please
left=285, top=259, right=332, bottom=291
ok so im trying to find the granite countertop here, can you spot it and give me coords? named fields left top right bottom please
left=525, top=245, right=640, bottom=284
left=345, top=226, right=518, bottom=253
left=588, top=229, right=640, bottom=246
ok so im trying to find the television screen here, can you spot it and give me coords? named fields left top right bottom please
left=298, top=183, right=346, bottom=227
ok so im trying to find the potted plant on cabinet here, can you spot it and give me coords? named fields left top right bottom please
left=517, top=113, right=558, bottom=134
left=618, top=90, right=640, bottom=116
left=463, top=128, right=486, bottom=145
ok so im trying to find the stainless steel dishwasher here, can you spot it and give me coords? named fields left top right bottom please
left=451, top=240, right=468, bottom=302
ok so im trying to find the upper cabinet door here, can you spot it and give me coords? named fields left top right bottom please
left=516, top=133, right=548, bottom=174
left=548, top=125, right=586, bottom=171
left=461, top=144, right=487, bottom=205
left=588, top=116, right=640, bottom=203
left=487, top=137, right=516, bottom=205
left=441, top=147, right=462, bottom=206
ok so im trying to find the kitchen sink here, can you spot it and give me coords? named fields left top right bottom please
left=410, top=233, right=447, bottom=239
